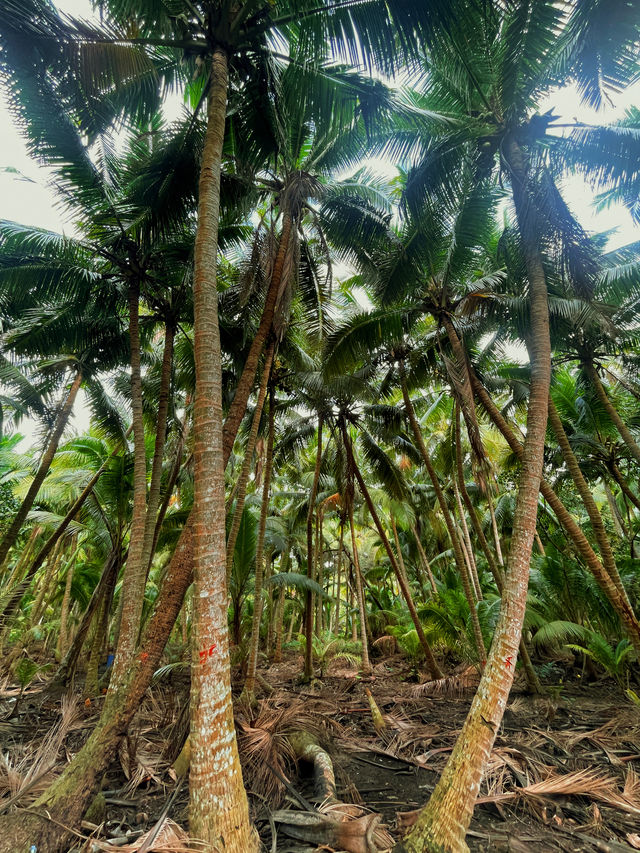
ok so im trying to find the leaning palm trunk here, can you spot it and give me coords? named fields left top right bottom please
left=401, top=137, right=552, bottom=853
left=411, top=524, right=438, bottom=595
left=109, top=281, right=149, bottom=690
left=0, top=370, right=82, bottom=571
left=548, top=397, right=632, bottom=607
left=55, top=544, right=78, bottom=660
left=29, top=540, right=63, bottom=626
left=141, top=320, right=176, bottom=573
left=399, top=366, right=486, bottom=666
left=347, top=431, right=443, bottom=680
left=347, top=494, right=372, bottom=678
left=585, top=360, right=640, bottom=468
left=304, top=413, right=323, bottom=681
left=222, top=213, right=293, bottom=466
left=225, top=341, right=275, bottom=585
left=454, top=409, right=540, bottom=694
left=244, top=385, right=275, bottom=698
left=0, top=521, right=194, bottom=853
left=189, top=49, right=256, bottom=853
left=610, top=461, right=640, bottom=513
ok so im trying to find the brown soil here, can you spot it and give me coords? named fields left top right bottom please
left=1, top=653, right=639, bottom=852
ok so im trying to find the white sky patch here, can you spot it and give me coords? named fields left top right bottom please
left=0, top=1, right=638, bottom=443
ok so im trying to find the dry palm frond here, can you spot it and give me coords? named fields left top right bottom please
left=237, top=698, right=323, bottom=805
left=93, top=818, right=198, bottom=852
left=411, top=666, right=479, bottom=698
left=0, top=694, right=80, bottom=807
left=118, top=735, right=166, bottom=793
left=477, top=767, right=640, bottom=816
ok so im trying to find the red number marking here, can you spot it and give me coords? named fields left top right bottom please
left=505, top=655, right=513, bottom=668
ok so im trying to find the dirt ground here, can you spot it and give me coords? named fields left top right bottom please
left=2, top=653, right=640, bottom=852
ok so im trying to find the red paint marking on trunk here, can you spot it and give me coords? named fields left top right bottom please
left=505, top=656, right=513, bottom=668
left=199, top=643, right=218, bottom=664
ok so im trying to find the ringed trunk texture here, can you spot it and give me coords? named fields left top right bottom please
left=189, top=48, right=256, bottom=853
left=347, top=495, right=372, bottom=677
left=400, top=137, right=551, bottom=852
left=0, top=370, right=82, bottom=570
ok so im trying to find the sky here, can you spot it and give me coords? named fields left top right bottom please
left=1, top=0, right=639, bottom=447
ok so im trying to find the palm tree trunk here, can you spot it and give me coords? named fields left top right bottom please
left=56, top=546, right=77, bottom=661
left=109, top=280, right=149, bottom=690
left=314, top=509, right=323, bottom=635
left=304, top=413, right=323, bottom=681
left=334, top=520, right=344, bottom=633
left=402, top=137, right=552, bottom=852
left=141, top=319, right=175, bottom=572
left=548, top=397, right=632, bottom=606
left=452, top=477, right=482, bottom=600
left=0, top=519, right=194, bottom=853
left=222, top=214, right=293, bottom=467
left=347, top=430, right=443, bottom=680
left=454, top=411, right=540, bottom=694
left=411, top=524, right=438, bottom=595
left=225, top=341, right=274, bottom=586
left=391, top=516, right=410, bottom=586
left=444, top=318, right=640, bottom=656
left=244, top=385, right=275, bottom=698
left=604, top=479, right=627, bottom=537
left=399, top=366, right=485, bottom=666
left=610, top=461, right=640, bottom=513
left=347, top=495, right=372, bottom=677
left=30, top=540, right=63, bottom=626
left=585, top=360, right=640, bottom=468
left=273, top=553, right=288, bottom=663
left=0, top=370, right=82, bottom=570
left=189, top=49, right=256, bottom=853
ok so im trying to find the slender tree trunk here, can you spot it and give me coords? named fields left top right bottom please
left=585, top=360, right=640, bottom=468
left=453, top=477, right=482, bottom=600
left=604, top=479, right=627, bottom=537
left=334, top=521, right=344, bottom=633
left=399, top=367, right=485, bottom=665
left=548, top=397, right=632, bottom=607
left=391, top=516, right=410, bottom=586
left=314, top=509, right=323, bottom=635
left=225, top=342, right=274, bottom=586
left=412, top=524, right=438, bottom=595
left=610, top=462, right=640, bottom=513
left=56, top=546, right=77, bottom=661
left=222, top=214, right=293, bottom=467
left=0, top=370, right=82, bottom=570
left=150, top=408, right=190, bottom=560
left=244, top=386, right=275, bottom=698
left=304, top=413, right=323, bottom=681
left=109, top=281, right=149, bottom=690
left=1, top=525, right=39, bottom=592
left=400, top=137, right=552, bottom=852
left=273, top=582, right=286, bottom=663
left=347, top=431, right=443, bottom=679
left=141, top=320, right=175, bottom=572
left=486, top=484, right=505, bottom=567
left=189, top=49, right=256, bottom=853
left=30, top=540, right=63, bottom=626
left=347, top=496, right=372, bottom=677
left=444, top=319, right=640, bottom=656
left=454, top=411, right=540, bottom=694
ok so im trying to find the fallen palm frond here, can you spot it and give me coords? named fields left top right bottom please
left=410, top=665, right=479, bottom=698
left=93, top=818, right=199, bottom=852
left=118, top=734, right=166, bottom=794
left=0, top=693, right=80, bottom=807
left=237, top=698, right=324, bottom=805
left=272, top=807, right=394, bottom=853
left=477, top=767, right=640, bottom=816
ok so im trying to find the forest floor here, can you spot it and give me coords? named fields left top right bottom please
left=2, top=652, right=640, bottom=852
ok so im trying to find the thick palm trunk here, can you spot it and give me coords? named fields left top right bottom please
left=244, top=386, right=275, bottom=698
left=347, top=431, right=443, bottom=680
left=0, top=370, right=82, bottom=570
left=110, top=281, right=149, bottom=689
left=347, top=496, right=372, bottom=677
left=399, top=367, right=485, bottom=665
left=548, top=397, right=632, bottom=607
left=585, top=360, right=640, bottom=468
left=222, top=214, right=293, bottom=466
left=0, top=521, right=194, bottom=853
left=304, top=414, right=323, bottom=680
left=225, top=341, right=274, bottom=585
left=141, top=320, right=175, bottom=572
left=401, top=137, right=552, bottom=852
left=189, top=48, right=256, bottom=853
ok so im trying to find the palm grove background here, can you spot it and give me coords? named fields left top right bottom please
left=0, top=1, right=640, bottom=852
